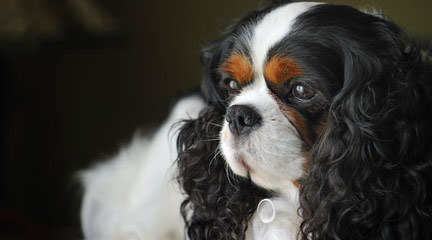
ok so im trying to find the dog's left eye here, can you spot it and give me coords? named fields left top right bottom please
left=292, top=84, right=315, bottom=100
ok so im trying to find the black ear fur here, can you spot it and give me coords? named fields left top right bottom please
left=199, top=40, right=230, bottom=108
left=299, top=11, right=432, bottom=240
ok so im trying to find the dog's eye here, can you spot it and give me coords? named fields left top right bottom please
left=292, top=84, right=314, bottom=100
left=224, top=78, right=240, bottom=91
left=229, top=80, right=239, bottom=90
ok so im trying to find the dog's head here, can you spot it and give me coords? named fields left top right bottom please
left=178, top=1, right=432, bottom=239
left=219, top=2, right=329, bottom=192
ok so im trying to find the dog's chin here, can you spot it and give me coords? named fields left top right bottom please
left=220, top=126, right=289, bottom=191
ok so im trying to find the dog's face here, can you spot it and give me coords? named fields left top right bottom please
left=219, top=2, right=335, bottom=191
left=180, top=1, right=432, bottom=239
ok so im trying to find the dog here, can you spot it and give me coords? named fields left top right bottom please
left=80, top=1, right=432, bottom=240
left=176, top=1, right=432, bottom=240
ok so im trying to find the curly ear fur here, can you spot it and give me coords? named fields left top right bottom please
left=299, top=7, right=432, bottom=240
left=176, top=105, right=269, bottom=240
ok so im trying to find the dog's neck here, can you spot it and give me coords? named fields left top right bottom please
left=246, top=182, right=301, bottom=240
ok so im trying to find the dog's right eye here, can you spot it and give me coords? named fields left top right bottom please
left=228, top=79, right=239, bottom=90
left=223, top=78, right=240, bottom=92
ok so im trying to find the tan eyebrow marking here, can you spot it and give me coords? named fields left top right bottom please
left=264, top=56, right=303, bottom=85
left=221, top=53, right=254, bottom=85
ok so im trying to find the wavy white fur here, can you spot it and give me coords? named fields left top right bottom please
left=79, top=95, right=205, bottom=240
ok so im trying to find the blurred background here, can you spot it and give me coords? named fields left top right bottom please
left=0, top=0, right=431, bottom=239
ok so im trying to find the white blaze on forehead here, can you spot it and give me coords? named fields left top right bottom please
left=250, top=2, right=320, bottom=78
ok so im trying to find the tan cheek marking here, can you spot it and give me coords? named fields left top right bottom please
left=301, top=151, right=309, bottom=173
left=268, top=90, right=311, bottom=146
left=284, top=107, right=311, bottom=146
left=292, top=150, right=309, bottom=189
left=222, top=54, right=254, bottom=85
left=264, top=56, right=303, bottom=85
left=292, top=180, right=302, bottom=189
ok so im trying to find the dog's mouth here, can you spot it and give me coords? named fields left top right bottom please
left=221, top=126, right=255, bottom=176
left=238, top=156, right=252, bottom=173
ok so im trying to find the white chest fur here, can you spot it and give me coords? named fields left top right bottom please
left=246, top=184, right=301, bottom=240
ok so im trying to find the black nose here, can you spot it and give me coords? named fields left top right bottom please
left=225, top=105, right=262, bottom=136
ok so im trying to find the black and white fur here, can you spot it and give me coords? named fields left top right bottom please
left=80, top=1, right=432, bottom=240
left=177, top=1, right=432, bottom=240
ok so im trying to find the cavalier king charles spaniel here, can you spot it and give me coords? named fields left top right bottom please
left=80, top=1, right=432, bottom=240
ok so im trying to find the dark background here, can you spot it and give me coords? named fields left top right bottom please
left=0, top=0, right=431, bottom=239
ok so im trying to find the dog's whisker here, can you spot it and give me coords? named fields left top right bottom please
left=199, top=138, right=220, bottom=142
left=208, top=122, right=224, bottom=128
left=225, top=161, right=238, bottom=189
left=208, top=148, right=221, bottom=172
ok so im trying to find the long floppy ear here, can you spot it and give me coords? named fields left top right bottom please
left=199, top=39, right=231, bottom=108
left=177, top=39, right=269, bottom=240
left=299, top=12, right=432, bottom=240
